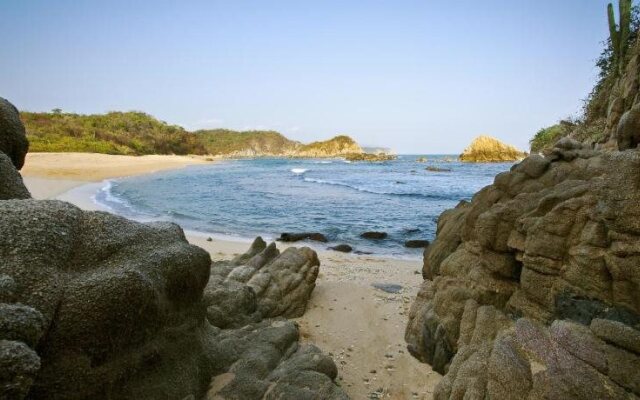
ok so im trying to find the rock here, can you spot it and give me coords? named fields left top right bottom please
left=278, top=232, right=328, bottom=243
left=206, top=237, right=320, bottom=324
left=206, top=319, right=348, bottom=400
left=207, top=237, right=213, bottom=241
left=590, top=318, right=640, bottom=354
left=372, top=283, right=402, bottom=294
left=0, top=97, right=29, bottom=170
left=329, top=244, right=353, bottom=253
left=0, top=200, right=345, bottom=399
left=406, top=150, right=640, bottom=399
left=404, top=240, right=430, bottom=248
left=0, top=340, right=40, bottom=400
left=416, top=157, right=428, bottom=162
left=0, top=304, right=46, bottom=348
left=616, top=102, right=640, bottom=150
left=0, top=153, right=30, bottom=200
left=512, top=154, right=550, bottom=178
left=425, top=166, right=451, bottom=172
left=360, top=231, right=387, bottom=240
left=459, top=135, right=527, bottom=162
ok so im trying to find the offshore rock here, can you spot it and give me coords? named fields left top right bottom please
left=459, top=135, right=527, bottom=162
left=406, top=143, right=640, bottom=399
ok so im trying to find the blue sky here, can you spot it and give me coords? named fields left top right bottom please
left=1, top=0, right=615, bottom=153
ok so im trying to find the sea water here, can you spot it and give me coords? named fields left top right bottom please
left=95, top=155, right=513, bottom=258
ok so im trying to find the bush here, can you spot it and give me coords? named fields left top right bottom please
left=530, top=122, right=575, bottom=153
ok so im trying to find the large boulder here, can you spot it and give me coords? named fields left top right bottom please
left=205, top=237, right=320, bottom=328
left=406, top=143, right=640, bottom=399
left=0, top=97, right=28, bottom=170
left=0, top=200, right=346, bottom=399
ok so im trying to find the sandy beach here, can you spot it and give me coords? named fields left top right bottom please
left=22, top=152, right=440, bottom=399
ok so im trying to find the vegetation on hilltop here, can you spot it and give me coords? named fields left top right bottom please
left=22, top=111, right=206, bottom=155
left=296, top=135, right=362, bottom=157
left=529, top=121, right=576, bottom=153
left=20, top=110, right=363, bottom=157
left=194, top=129, right=298, bottom=155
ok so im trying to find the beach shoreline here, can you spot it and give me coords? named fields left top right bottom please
left=21, top=152, right=441, bottom=399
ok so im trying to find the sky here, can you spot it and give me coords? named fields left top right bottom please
left=1, top=0, right=616, bottom=153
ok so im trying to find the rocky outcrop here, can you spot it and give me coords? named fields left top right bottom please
left=204, top=237, right=319, bottom=328
left=459, top=135, right=527, bottom=162
left=406, top=141, right=640, bottom=399
left=0, top=97, right=28, bottom=170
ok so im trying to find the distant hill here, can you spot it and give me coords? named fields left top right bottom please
left=20, top=111, right=365, bottom=158
left=296, top=135, right=362, bottom=157
left=22, top=111, right=207, bottom=155
left=459, top=135, right=527, bottom=162
left=194, top=129, right=299, bottom=156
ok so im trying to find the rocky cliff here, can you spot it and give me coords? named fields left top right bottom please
left=0, top=98, right=348, bottom=399
left=459, top=135, right=527, bottom=162
left=405, top=138, right=640, bottom=399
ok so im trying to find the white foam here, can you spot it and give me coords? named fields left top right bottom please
left=291, top=168, right=308, bottom=174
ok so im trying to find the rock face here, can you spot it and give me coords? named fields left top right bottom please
left=459, top=135, right=527, bottom=162
left=406, top=143, right=640, bottom=399
left=0, top=97, right=29, bottom=170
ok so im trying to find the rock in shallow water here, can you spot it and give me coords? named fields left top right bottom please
left=404, top=239, right=430, bottom=248
left=360, top=231, right=387, bottom=240
left=329, top=244, right=353, bottom=252
left=278, top=232, right=328, bottom=242
left=406, top=145, right=640, bottom=399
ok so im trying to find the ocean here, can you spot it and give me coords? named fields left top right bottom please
left=94, top=155, right=513, bottom=258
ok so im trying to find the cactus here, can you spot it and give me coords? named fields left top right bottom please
left=607, top=0, right=633, bottom=75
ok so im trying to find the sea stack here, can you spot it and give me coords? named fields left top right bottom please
left=459, top=135, right=527, bottom=162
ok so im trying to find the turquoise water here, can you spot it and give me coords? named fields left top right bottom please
left=95, top=155, right=513, bottom=258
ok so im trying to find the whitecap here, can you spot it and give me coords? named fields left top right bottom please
left=291, top=168, right=308, bottom=174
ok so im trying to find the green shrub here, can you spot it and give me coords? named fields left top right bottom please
left=530, top=122, right=574, bottom=153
